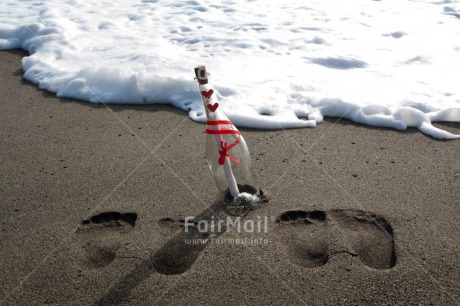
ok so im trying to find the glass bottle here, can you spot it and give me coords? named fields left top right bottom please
left=194, top=65, right=260, bottom=205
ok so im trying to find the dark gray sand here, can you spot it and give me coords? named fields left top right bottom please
left=1, top=50, right=459, bottom=305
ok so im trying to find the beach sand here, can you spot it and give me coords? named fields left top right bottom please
left=1, top=49, right=459, bottom=305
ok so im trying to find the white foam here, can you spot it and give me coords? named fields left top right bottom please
left=1, top=0, right=459, bottom=139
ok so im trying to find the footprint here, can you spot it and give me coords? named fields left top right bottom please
left=75, top=212, right=137, bottom=269
left=275, top=210, right=331, bottom=268
left=330, top=209, right=396, bottom=270
left=275, top=209, right=396, bottom=270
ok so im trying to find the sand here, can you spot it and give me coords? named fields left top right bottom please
left=1, top=49, right=459, bottom=305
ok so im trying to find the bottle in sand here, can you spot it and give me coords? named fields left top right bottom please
left=194, top=65, right=260, bottom=205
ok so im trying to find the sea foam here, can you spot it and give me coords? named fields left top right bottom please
left=1, top=0, right=459, bottom=138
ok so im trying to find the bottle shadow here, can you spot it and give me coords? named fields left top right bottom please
left=152, top=200, right=229, bottom=275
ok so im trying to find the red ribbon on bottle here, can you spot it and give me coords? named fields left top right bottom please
left=205, top=120, right=241, bottom=135
left=218, top=139, right=241, bottom=165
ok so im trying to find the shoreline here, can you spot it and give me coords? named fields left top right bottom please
left=6, top=49, right=460, bottom=139
left=1, top=50, right=459, bottom=305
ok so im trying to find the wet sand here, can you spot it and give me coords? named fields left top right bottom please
left=1, top=50, right=459, bottom=305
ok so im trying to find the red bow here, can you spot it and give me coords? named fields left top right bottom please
left=218, top=139, right=241, bottom=165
